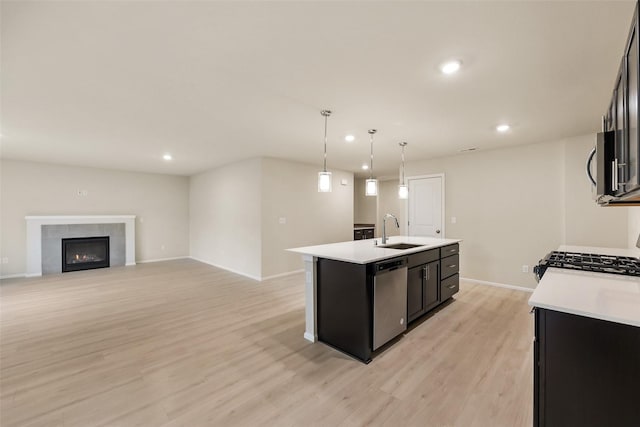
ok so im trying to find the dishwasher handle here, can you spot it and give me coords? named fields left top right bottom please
left=375, top=257, right=407, bottom=273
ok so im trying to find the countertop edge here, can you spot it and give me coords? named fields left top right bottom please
left=528, top=299, right=640, bottom=328
left=288, top=237, right=462, bottom=265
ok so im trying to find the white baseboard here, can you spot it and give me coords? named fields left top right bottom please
left=189, top=257, right=263, bottom=282
left=261, top=269, right=304, bottom=281
left=303, top=332, right=317, bottom=343
left=0, top=273, right=27, bottom=280
left=461, top=277, right=534, bottom=293
left=136, top=256, right=188, bottom=264
left=189, top=257, right=304, bottom=282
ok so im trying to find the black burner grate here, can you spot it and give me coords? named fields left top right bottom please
left=542, top=251, right=640, bottom=277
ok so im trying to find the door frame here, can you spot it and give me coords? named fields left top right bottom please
left=404, top=173, right=446, bottom=238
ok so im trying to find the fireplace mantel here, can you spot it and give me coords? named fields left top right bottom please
left=25, top=215, right=136, bottom=277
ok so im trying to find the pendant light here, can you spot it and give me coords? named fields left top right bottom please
left=318, top=109, right=332, bottom=192
left=365, top=129, right=378, bottom=196
left=398, top=142, right=408, bottom=199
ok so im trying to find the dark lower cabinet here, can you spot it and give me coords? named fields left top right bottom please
left=534, top=308, right=640, bottom=427
left=317, top=258, right=372, bottom=362
left=407, top=260, right=439, bottom=323
left=316, top=244, right=461, bottom=363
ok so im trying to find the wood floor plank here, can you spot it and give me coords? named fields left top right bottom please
left=1, top=259, right=533, bottom=426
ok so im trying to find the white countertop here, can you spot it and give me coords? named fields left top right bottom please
left=288, top=235, right=461, bottom=264
left=529, top=245, right=640, bottom=327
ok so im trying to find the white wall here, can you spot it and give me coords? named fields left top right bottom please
left=376, top=179, right=406, bottom=238
left=404, top=134, right=631, bottom=289
left=629, top=207, right=640, bottom=256
left=261, top=158, right=353, bottom=278
left=190, top=157, right=354, bottom=280
left=0, top=159, right=190, bottom=277
left=353, top=178, right=376, bottom=225
left=189, top=158, right=263, bottom=280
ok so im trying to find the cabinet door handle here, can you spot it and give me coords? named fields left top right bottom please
left=423, top=265, right=429, bottom=281
left=447, top=284, right=456, bottom=289
left=448, top=249, right=456, bottom=253
left=447, top=264, right=457, bottom=268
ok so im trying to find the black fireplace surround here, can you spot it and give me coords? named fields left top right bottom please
left=62, top=236, right=110, bottom=273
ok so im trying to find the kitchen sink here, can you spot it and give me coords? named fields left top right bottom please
left=379, top=243, right=424, bottom=250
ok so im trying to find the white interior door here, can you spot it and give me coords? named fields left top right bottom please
left=408, top=175, right=444, bottom=237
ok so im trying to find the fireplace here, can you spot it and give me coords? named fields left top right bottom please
left=62, top=236, right=110, bottom=273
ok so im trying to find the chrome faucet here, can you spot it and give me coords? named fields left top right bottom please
left=382, top=213, right=400, bottom=244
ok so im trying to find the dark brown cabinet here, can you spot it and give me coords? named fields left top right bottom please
left=439, top=244, right=460, bottom=303
left=407, top=244, right=460, bottom=324
left=317, top=243, right=461, bottom=363
left=407, top=260, right=439, bottom=323
left=534, top=308, right=640, bottom=426
left=601, top=2, right=640, bottom=203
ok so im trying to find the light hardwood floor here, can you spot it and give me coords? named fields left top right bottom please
left=1, top=259, right=533, bottom=427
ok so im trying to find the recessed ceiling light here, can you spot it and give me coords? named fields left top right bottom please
left=361, top=164, right=369, bottom=170
left=440, top=60, right=462, bottom=75
left=496, top=124, right=510, bottom=133
left=345, top=135, right=355, bottom=142
left=163, top=153, right=173, bottom=161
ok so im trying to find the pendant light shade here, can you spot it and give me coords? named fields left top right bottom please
left=318, top=171, right=332, bottom=192
left=365, top=129, right=378, bottom=196
left=318, top=110, right=332, bottom=192
left=365, top=178, right=378, bottom=196
left=398, top=184, right=409, bottom=199
left=398, top=142, right=408, bottom=199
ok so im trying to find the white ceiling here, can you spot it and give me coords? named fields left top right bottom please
left=1, top=1, right=636, bottom=177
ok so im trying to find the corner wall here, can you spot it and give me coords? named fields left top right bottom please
left=629, top=207, right=640, bottom=256
left=189, top=157, right=354, bottom=280
left=261, top=158, right=353, bottom=278
left=353, top=178, right=377, bottom=225
left=189, top=158, right=263, bottom=279
left=0, top=159, right=190, bottom=278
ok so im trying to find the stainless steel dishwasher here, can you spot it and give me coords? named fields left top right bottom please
left=373, top=257, right=408, bottom=350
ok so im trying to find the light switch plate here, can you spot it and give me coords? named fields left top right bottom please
left=341, top=179, right=348, bottom=186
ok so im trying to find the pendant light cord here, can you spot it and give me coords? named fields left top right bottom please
left=323, top=114, right=328, bottom=172
left=321, top=110, right=331, bottom=173
left=401, top=143, right=406, bottom=185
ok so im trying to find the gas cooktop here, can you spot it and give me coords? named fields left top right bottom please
left=534, top=251, right=640, bottom=281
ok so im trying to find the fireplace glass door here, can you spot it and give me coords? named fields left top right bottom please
left=62, top=236, right=110, bottom=272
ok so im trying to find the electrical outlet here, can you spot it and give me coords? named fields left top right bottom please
left=161, top=245, right=165, bottom=251
left=451, top=216, right=457, bottom=224
left=522, top=265, right=529, bottom=273
left=278, top=217, right=287, bottom=224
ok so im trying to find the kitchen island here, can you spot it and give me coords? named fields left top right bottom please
left=288, top=235, right=462, bottom=362
left=529, top=245, right=640, bottom=427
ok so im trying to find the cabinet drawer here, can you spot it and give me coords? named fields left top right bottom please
left=407, top=248, right=439, bottom=268
left=441, top=254, right=459, bottom=279
left=440, top=244, right=459, bottom=257
left=363, top=229, right=374, bottom=239
left=441, top=274, right=459, bottom=301
left=354, top=230, right=363, bottom=240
